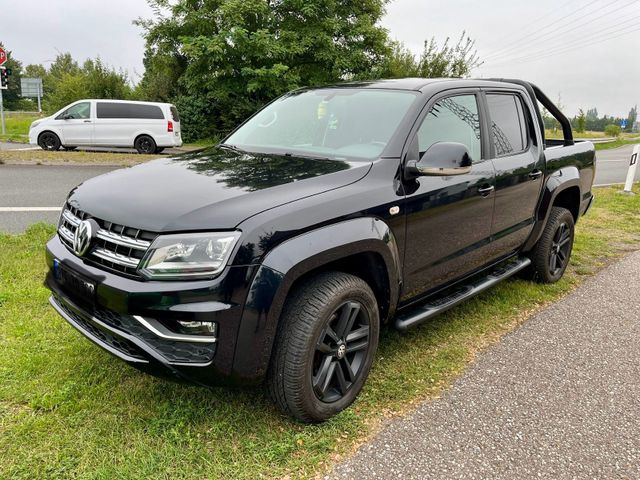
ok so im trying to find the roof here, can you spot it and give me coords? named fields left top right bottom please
left=315, top=77, right=530, bottom=92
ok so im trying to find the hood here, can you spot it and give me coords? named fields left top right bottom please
left=67, top=148, right=372, bottom=232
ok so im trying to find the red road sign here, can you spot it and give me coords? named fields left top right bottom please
left=0, top=48, right=6, bottom=66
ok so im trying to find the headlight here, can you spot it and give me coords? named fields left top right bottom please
left=30, top=120, right=42, bottom=130
left=138, top=231, right=241, bottom=280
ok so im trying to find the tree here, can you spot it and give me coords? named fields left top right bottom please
left=138, top=0, right=391, bottom=139
left=625, top=105, right=637, bottom=132
left=575, top=108, right=586, bottom=133
left=374, top=32, right=481, bottom=80
left=604, top=124, right=621, bottom=137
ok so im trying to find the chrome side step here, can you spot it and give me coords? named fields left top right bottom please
left=395, top=257, right=532, bottom=332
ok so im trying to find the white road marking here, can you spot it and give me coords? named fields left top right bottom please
left=0, top=207, right=61, bottom=212
left=13, top=147, right=40, bottom=151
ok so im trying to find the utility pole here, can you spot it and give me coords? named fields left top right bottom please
left=0, top=87, right=4, bottom=135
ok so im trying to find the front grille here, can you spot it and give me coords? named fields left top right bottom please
left=58, top=205, right=157, bottom=277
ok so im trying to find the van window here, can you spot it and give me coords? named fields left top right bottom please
left=486, top=94, right=528, bottom=156
left=170, top=106, right=180, bottom=122
left=97, top=103, right=164, bottom=120
left=57, top=102, right=91, bottom=120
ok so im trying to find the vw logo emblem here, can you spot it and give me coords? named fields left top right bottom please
left=73, top=220, right=94, bottom=257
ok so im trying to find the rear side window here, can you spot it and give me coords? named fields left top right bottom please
left=170, top=106, right=180, bottom=122
left=97, top=103, right=164, bottom=119
left=486, top=94, right=528, bottom=156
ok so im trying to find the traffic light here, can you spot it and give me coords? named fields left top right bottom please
left=0, top=67, right=9, bottom=89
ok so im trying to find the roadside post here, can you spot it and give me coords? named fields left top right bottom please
left=622, top=144, right=639, bottom=195
left=0, top=47, right=7, bottom=135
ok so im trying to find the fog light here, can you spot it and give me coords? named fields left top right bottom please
left=176, top=320, right=217, bottom=336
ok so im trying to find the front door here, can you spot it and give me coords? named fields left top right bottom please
left=401, top=92, right=496, bottom=302
left=57, top=101, right=93, bottom=145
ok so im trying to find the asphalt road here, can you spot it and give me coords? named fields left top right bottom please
left=0, top=144, right=637, bottom=233
left=327, top=250, right=640, bottom=479
left=0, top=164, right=117, bottom=233
left=594, top=143, right=639, bottom=185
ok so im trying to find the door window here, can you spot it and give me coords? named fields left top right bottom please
left=416, top=94, right=482, bottom=162
left=58, top=102, right=91, bottom=120
left=486, top=94, right=528, bottom=156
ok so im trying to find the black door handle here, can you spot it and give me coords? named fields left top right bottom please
left=528, top=169, right=543, bottom=180
left=478, top=185, right=494, bottom=197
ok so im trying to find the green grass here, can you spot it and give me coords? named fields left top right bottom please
left=594, top=139, right=640, bottom=151
left=0, top=113, right=39, bottom=143
left=1, top=185, right=639, bottom=479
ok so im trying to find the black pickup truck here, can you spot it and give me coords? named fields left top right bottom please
left=45, top=78, right=595, bottom=422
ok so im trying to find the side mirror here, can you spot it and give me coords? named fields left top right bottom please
left=406, top=142, right=473, bottom=177
left=62, top=114, right=73, bottom=120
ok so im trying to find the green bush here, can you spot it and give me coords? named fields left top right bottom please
left=604, top=124, right=622, bottom=137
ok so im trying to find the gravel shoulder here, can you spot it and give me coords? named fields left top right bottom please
left=327, top=250, right=640, bottom=480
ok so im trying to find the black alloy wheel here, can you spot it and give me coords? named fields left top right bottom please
left=312, top=300, right=371, bottom=403
left=549, top=221, right=572, bottom=277
left=267, top=271, right=379, bottom=422
left=38, top=132, right=61, bottom=151
left=134, top=135, right=156, bottom=154
left=527, top=206, right=575, bottom=283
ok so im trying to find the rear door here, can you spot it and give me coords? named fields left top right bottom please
left=57, top=101, right=93, bottom=145
left=483, top=91, right=544, bottom=255
left=169, top=105, right=182, bottom=145
left=401, top=91, right=496, bottom=301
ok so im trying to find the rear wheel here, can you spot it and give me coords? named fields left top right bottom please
left=267, top=272, right=379, bottom=423
left=134, top=135, right=156, bottom=154
left=63, top=146, right=77, bottom=151
left=155, top=147, right=165, bottom=154
left=527, top=206, right=575, bottom=283
left=38, top=132, right=61, bottom=151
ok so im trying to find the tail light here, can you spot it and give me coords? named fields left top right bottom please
left=167, top=120, right=174, bottom=132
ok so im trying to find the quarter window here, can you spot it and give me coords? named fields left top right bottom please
left=486, top=94, right=528, bottom=156
left=416, top=95, right=482, bottom=163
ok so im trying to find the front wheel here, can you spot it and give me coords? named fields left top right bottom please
left=134, top=135, right=157, bottom=154
left=38, top=132, right=61, bottom=151
left=267, top=272, right=379, bottom=423
left=527, top=206, right=575, bottom=283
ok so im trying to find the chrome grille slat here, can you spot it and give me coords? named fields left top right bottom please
left=57, top=206, right=156, bottom=277
left=91, top=247, right=140, bottom=268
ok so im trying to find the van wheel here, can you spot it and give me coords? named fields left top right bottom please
left=63, top=146, right=77, bottom=151
left=527, top=206, right=575, bottom=283
left=155, top=147, right=165, bottom=154
left=267, top=272, right=379, bottom=423
left=134, top=135, right=156, bottom=154
left=38, top=132, right=61, bottom=151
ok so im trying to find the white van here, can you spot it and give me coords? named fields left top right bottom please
left=29, top=99, right=182, bottom=154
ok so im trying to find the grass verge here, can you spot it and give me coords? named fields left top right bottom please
left=594, top=139, right=640, bottom=151
left=0, top=185, right=639, bottom=479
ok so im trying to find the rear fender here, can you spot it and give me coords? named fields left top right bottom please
left=523, top=166, right=581, bottom=251
left=232, top=217, right=401, bottom=380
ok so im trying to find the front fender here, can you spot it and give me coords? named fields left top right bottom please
left=231, top=217, right=401, bottom=381
left=523, top=166, right=581, bottom=251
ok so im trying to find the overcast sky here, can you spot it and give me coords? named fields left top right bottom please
left=2, top=0, right=638, bottom=117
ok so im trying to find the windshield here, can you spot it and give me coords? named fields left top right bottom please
left=225, top=88, right=417, bottom=160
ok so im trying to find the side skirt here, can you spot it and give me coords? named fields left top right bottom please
left=394, top=256, right=531, bottom=331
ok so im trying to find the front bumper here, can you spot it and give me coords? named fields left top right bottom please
left=45, top=235, right=258, bottom=386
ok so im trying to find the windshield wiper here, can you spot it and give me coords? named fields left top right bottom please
left=218, top=143, right=246, bottom=154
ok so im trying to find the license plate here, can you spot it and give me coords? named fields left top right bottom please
left=53, top=259, right=96, bottom=305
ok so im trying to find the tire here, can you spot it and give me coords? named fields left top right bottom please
left=38, top=132, right=61, bottom=151
left=527, top=206, right=575, bottom=283
left=134, top=135, right=157, bottom=154
left=267, top=272, right=380, bottom=423
left=63, top=146, right=77, bottom=151
left=155, top=147, right=165, bottom=154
